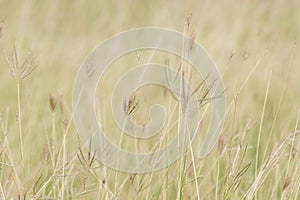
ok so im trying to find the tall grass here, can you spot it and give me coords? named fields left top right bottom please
left=0, top=0, right=299, bottom=199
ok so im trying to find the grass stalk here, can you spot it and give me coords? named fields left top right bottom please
left=254, top=71, right=272, bottom=198
left=16, top=79, right=24, bottom=175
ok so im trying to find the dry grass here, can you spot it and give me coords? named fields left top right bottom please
left=0, top=0, right=300, bottom=199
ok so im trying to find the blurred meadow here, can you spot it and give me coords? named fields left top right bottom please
left=0, top=0, right=300, bottom=199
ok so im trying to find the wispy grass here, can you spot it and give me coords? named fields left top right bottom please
left=0, top=0, right=299, bottom=199
left=3, top=45, right=37, bottom=179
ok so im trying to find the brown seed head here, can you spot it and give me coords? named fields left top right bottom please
left=49, top=93, right=58, bottom=112
left=218, top=134, right=226, bottom=155
left=0, top=22, right=6, bottom=38
left=124, top=94, right=138, bottom=116
left=283, top=176, right=291, bottom=191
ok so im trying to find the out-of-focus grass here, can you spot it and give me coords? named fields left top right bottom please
left=0, top=0, right=299, bottom=199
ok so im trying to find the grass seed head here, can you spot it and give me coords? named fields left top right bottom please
left=283, top=176, right=291, bottom=191
left=0, top=22, right=5, bottom=38
left=4, top=45, right=38, bottom=80
left=49, top=93, right=59, bottom=112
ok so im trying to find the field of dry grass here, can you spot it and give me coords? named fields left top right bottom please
left=0, top=0, right=300, bottom=199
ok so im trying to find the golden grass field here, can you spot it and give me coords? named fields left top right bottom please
left=0, top=0, right=300, bottom=199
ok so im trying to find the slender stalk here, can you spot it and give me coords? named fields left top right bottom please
left=215, top=157, right=220, bottom=200
left=255, top=71, right=272, bottom=199
left=285, top=110, right=300, bottom=180
left=61, top=128, right=66, bottom=199
left=17, top=79, right=24, bottom=173
left=189, top=141, right=200, bottom=200
left=177, top=155, right=186, bottom=200
left=51, top=112, right=56, bottom=167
